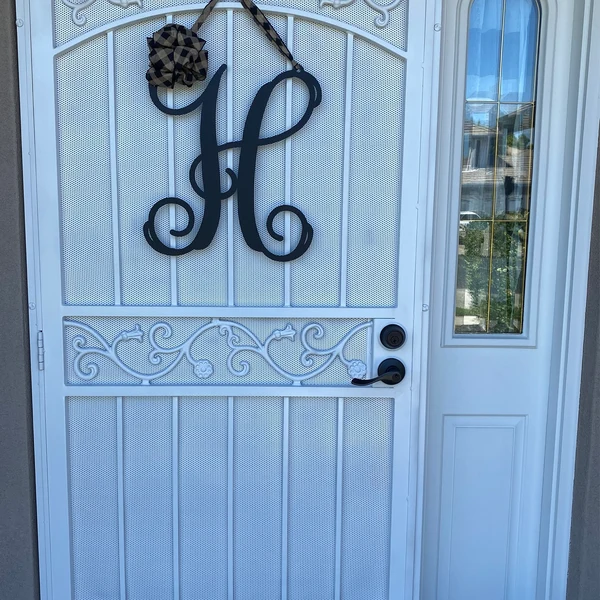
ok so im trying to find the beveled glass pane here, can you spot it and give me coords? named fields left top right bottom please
left=455, top=221, right=491, bottom=334
left=466, top=0, right=502, bottom=101
left=488, top=222, right=527, bottom=333
left=500, top=0, right=539, bottom=102
left=495, top=103, right=534, bottom=218
left=461, top=103, right=498, bottom=219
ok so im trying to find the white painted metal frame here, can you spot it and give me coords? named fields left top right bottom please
left=429, top=0, right=600, bottom=597
left=15, top=2, right=441, bottom=600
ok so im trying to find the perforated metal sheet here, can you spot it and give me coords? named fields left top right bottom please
left=58, top=36, right=115, bottom=306
left=288, top=397, right=337, bottom=600
left=232, top=11, right=287, bottom=306
left=234, top=396, right=283, bottom=600
left=174, top=12, right=229, bottom=306
left=54, top=1, right=408, bottom=52
left=115, top=19, right=172, bottom=306
left=64, top=316, right=370, bottom=384
left=290, top=22, right=345, bottom=307
left=67, top=396, right=120, bottom=599
left=346, top=40, right=404, bottom=307
left=179, top=396, right=229, bottom=600
left=341, top=396, right=394, bottom=600
left=66, top=395, right=395, bottom=599
left=56, top=22, right=405, bottom=309
left=123, top=396, right=174, bottom=599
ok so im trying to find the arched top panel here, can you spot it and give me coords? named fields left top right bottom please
left=55, top=0, right=408, bottom=52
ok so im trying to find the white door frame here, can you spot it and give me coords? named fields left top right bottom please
left=13, top=0, right=599, bottom=598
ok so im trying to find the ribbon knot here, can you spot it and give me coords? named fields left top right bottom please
left=146, top=24, right=208, bottom=89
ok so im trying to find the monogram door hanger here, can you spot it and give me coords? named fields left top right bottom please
left=143, top=0, right=322, bottom=262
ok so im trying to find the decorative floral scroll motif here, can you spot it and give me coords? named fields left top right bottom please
left=61, top=0, right=142, bottom=27
left=319, top=0, right=404, bottom=28
left=65, top=319, right=371, bottom=385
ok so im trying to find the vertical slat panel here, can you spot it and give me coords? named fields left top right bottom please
left=232, top=12, right=287, bottom=306
left=228, top=395, right=235, bottom=600
left=281, top=396, right=290, bottom=600
left=165, top=15, right=177, bottom=307
left=172, top=396, right=180, bottom=600
left=107, top=31, right=121, bottom=305
left=124, top=397, right=173, bottom=600
left=116, top=18, right=171, bottom=306
left=346, top=42, right=404, bottom=308
left=340, top=397, right=394, bottom=600
left=68, top=397, right=120, bottom=599
left=174, top=11, right=228, bottom=306
left=284, top=18, right=294, bottom=307
left=334, top=397, right=344, bottom=600
left=340, top=34, right=354, bottom=308
left=117, top=396, right=126, bottom=600
left=227, top=10, right=235, bottom=307
left=289, top=23, right=345, bottom=308
left=234, top=397, right=283, bottom=600
left=288, top=397, right=337, bottom=600
left=179, top=397, right=228, bottom=600
left=165, top=15, right=177, bottom=306
left=58, top=35, right=114, bottom=306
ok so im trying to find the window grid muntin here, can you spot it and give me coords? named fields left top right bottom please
left=454, top=0, right=540, bottom=335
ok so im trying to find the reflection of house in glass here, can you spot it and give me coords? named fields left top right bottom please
left=455, top=103, right=533, bottom=334
left=461, top=103, right=533, bottom=219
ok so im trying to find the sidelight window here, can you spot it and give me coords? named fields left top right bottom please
left=454, top=0, right=539, bottom=334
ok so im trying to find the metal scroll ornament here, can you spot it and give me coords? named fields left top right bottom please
left=65, top=319, right=370, bottom=385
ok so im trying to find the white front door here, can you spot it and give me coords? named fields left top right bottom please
left=21, top=0, right=434, bottom=599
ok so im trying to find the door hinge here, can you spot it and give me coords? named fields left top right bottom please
left=37, top=330, right=44, bottom=371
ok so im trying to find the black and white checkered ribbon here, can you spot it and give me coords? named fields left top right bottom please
left=147, top=0, right=302, bottom=88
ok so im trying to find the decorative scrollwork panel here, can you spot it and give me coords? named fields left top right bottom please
left=64, top=317, right=372, bottom=385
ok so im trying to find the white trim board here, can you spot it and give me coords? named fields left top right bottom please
left=541, top=0, right=600, bottom=597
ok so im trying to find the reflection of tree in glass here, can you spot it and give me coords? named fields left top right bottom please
left=462, top=220, right=526, bottom=333
left=463, top=222, right=489, bottom=322
left=506, top=132, right=531, bottom=149
left=489, top=221, right=526, bottom=333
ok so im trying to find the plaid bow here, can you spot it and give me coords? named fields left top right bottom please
left=147, top=0, right=302, bottom=89
left=146, top=24, right=208, bottom=88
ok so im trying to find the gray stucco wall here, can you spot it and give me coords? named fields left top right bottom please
left=0, top=2, right=39, bottom=600
left=566, top=137, right=600, bottom=599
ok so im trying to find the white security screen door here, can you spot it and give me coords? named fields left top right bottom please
left=22, top=0, right=434, bottom=599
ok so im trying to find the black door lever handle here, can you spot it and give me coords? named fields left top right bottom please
left=351, top=358, right=406, bottom=386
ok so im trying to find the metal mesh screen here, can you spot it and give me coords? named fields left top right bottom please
left=290, top=22, right=345, bottom=307
left=123, top=396, right=174, bottom=600
left=58, top=36, right=115, bottom=306
left=232, top=11, right=287, bottom=306
left=179, top=396, right=229, bottom=600
left=66, top=395, right=395, bottom=599
left=56, top=19, right=405, bottom=309
left=341, top=396, right=394, bottom=600
left=346, top=40, right=404, bottom=308
left=67, top=396, right=120, bottom=600
left=233, top=396, right=283, bottom=600
left=174, top=12, right=230, bottom=306
left=288, top=397, right=337, bottom=600
left=115, top=19, right=172, bottom=306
